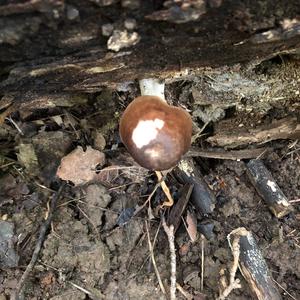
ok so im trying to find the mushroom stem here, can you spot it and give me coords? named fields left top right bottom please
left=139, top=77, right=174, bottom=207
left=155, top=170, right=174, bottom=207
left=139, top=78, right=166, bottom=101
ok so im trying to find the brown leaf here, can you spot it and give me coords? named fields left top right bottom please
left=56, top=146, right=105, bottom=186
left=96, top=165, right=119, bottom=186
left=186, top=211, right=198, bottom=242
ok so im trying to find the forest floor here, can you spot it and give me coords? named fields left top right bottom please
left=0, top=1, right=300, bottom=300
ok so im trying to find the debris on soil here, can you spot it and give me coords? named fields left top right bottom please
left=107, top=30, right=140, bottom=52
left=0, top=1, right=299, bottom=300
left=41, top=207, right=111, bottom=287
left=246, top=159, right=294, bottom=218
left=80, top=183, right=111, bottom=227
left=56, top=146, right=105, bottom=186
left=0, top=221, right=19, bottom=268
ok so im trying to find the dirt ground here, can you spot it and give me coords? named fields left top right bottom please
left=0, top=1, right=300, bottom=300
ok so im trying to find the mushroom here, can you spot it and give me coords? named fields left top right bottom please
left=119, top=78, right=192, bottom=171
left=119, top=78, right=192, bottom=206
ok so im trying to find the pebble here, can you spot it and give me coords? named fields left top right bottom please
left=124, top=18, right=137, bottom=30
left=102, top=23, right=114, bottom=36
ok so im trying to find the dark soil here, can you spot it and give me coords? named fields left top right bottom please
left=0, top=1, right=299, bottom=300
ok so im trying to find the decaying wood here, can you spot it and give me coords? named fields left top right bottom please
left=207, top=117, right=300, bottom=148
left=167, top=183, right=194, bottom=233
left=0, top=0, right=64, bottom=16
left=246, top=159, right=294, bottom=218
left=187, top=147, right=271, bottom=160
left=0, top=1, right=299, bottom=111
left=174, top=158, right=215, bottom=215
left=228, top=228, right=282, bottom=300
left=2, top=36, right=300, bottom=99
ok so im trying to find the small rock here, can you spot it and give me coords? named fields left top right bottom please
left=124, top=18, right=137, bottom=31
left=17, top=143, right=39, bottom=175
left=66, top=5, right=79, bottom=20
left=32, top=131, right=73, bottom=184
left=93, top=130, right=106, bottom=151
left=220, top=197, right=240, bottom=217
left=197, top=222, right=215, bottom=240
left=83, top=184, right=111, bottom=226
left=101, top=23, right=114, bottom=37
left=107, top=30, right=140, bottom=52
left=183, top=265, right=201, bottom=290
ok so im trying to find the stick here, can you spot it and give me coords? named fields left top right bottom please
left=145, top=221, right=167, bottom=296
left=246, top=159, right=294, bottom=218
left=228, top=227, right=282, bottom=300
left=162, top=215, right=176, bottom=300
left=186, top=147, right=271, bottom=160
left=174, top=158, right=215, bottom=215
left=207, top=117, right=300, bottom=148
left=200, top=235, right=204, bottom=291
left=217, top=279, right=241, bottom=300
left=217, top=234, right=242, bottom=300
left=167, top=183, right=194, bottom=233
left=12, top=183, right=66, bottom=300
left=176, top=283, right=193, bottom=300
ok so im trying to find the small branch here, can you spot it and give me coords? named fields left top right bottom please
left=216, top=279, right=242, bottom=300
left=229, top=236, right=240, bottom=285
left=168, top=183, right=194, bottom=233
left=227, top=227, right=282, bottom=300
left=176, top=283, right=193, bottom=300
left=145, top=221, right=167, bottom=296
left=174, top=158, right=216, bottom=215
left=200, top=235, right=205, bottom=291
left=186, top=147, right=271, bottom=160
left=246, top=159, right=294, bottom=218
left=12, top=183, right=66, bottom=300
left=217, top=234, right=242, bottom=300
left=162, top=216, right=176, bottom=300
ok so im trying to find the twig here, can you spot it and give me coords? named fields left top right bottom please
left=186, top=147, right=271, bottom=160
left=227, top=227, right=281, bottom=300
left=229, top=236, right=240, bottom=285
left=216, top=279, right=241, bottom=300
left=133, top=182, right=160, bottom=216
left=216, top=234, right=242, bottom=300
left=12, top=183, right=66, bottom=300
left=145, top=221, right=167, bottom=296
left=176, top=283, right=193, bottom=300
left=162, top=215, right=176, bottom=300
left=272, top=278, right=297, bottom=300
left=201, top=234, right=205, bottom=291
left=69, top=281, right=105, bottom=300
left=5, top=116, right=24, bottom=135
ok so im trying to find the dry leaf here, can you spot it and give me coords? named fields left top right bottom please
left=56, top=146, right=105, bottom=186
left=186, top=211, right=198, bottom=242
left=97, top=165, right=119, bottom=185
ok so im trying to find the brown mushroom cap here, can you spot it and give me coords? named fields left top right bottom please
left=119, top=96, right=192, bottom=170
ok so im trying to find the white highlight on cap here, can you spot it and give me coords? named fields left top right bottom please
left=132, top=118, right=164, bottom=149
